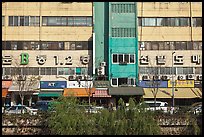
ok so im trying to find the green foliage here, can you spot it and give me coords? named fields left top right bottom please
left=47, top=96, right=161, bottom=135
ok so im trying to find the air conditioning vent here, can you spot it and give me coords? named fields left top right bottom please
left=197, top=75, right=202, bottom=81
left=186, top=74, right=194, bottom=80
left=178, top=75, right=186, bottom=80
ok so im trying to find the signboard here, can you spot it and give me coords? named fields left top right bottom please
left=138, top=80, right=168, bottom=88
left=40, top=81, right=67, bottom=89
left=168, top=80, right=194, bottom=88
left=194, top=80, right=202, bottom=88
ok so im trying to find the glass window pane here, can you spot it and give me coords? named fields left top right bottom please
left=47, top=17, right=58, bottom=26
left=119, top=54, right=123, bottom=62
left=61, top=17, right=67, bottom=26
left=20, top=16, right=24, bottom=26
left=2, top=16, right=5, bottom=26
left=9, top=16, right=13, bottom=26
left=144, top=18, right=156, bottom=26
left=130, top=55, right=134, bottom=63
left=124, top=54, right=129, bottom=63
left=112, top=78, right=117, bottom=85
left=42, top=17, right=47, bottom=26
left=58, top=68, right=64, bottom=75
left=113, top=54, right=118, bottom=63
left=14, top=16, right=18, bottom=26
left=68, top=17, right=74, bottom=26
left=24, top=16, right=29, bottom=26
left=87, top=17, right=92, bottom=26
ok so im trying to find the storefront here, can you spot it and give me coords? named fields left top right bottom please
left=92, top=88, right=112, bottom=107
left=8, top=83, right=39, bottom=106
left=108, top=87, right=144, bottom=107
left=39, top=81, right=67, bottom=100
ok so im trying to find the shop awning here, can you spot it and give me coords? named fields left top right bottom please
left=2, top=80, right=12, bottom=88
left=143, top=88, right=202, bottom=99
left=38, top=91, right=63, bottom=97
left=93, top=88, right=111, bottom=97
left=63, top=88, right=95, bottom=97
left=8, top=83, right=39, bottom=92
left=108, top=87, right=144, bottom=96
left=2, top=89, right=8, bottom=97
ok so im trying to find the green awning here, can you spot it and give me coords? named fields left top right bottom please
left=109, top=87, right=144, bottom=96
left=38, top=92, right=62, bottom=97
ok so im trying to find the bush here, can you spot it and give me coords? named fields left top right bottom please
left=47, top=96, right=161, bottom=135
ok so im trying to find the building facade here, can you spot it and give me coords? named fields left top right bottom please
left=2, top=2, right=202, bottom=107
left=137, top=2, right=202, bottom=105
left=2, top=2, right=93, bottom=105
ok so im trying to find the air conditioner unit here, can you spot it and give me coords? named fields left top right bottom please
left=142, top=75, right=150, bottom=81
left=69, top=75, right=76, bottom=81
left=186, top=74, right=195, bottom=80
left=100, top=62, right=106, bottom=67
left=97, top=66, right=105, bottom=76
left=153, top=76, right=161, bottom=80
left=84, top=75, right=92, bottom=81
left=197, top=75, right=202, bottom=81
left=161, top=75, right=170, bottom=80
left=76, top=75, right=84, bottom=81
left=178, top=75, right=186, bottom=80
left=2, top=75, right=12, bottom=80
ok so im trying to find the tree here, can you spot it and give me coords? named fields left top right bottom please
left=11, top=63, right=41, bottom=106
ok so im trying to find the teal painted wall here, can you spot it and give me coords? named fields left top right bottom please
left=108, top=2, right=139, bottom=85
left=94, top=2, right=105, bottom=70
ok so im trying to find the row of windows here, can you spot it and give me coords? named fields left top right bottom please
left=2, top=67, right=89, bottom=76
left=111, top=3, right=135, bottom=13
left=112, top=54, right=135, bottom=64
left=139, top=41, right=202, bottom=50
left=112, top=28, right=136, bottom=37
left=139, top=67, right=202, bottom=75
left=5, top=16, right=92, bottom=27
left=111, top=78, right=136, bottom=87
left=42, top=16, right=92, bottom=26
left=2, top=41, right=93, bottom=50
left=8, top=16, right=40, bottom=26
left=138, top=17, right=202, bottom=27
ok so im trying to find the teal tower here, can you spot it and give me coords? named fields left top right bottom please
left=94, top=2, right=139, bottom=87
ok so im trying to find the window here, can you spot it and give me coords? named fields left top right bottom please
left=139, top=17, right=190, bottom=27
left=195, top=67, right=202, bottom=74
left=42, top=16, right=92, bottom=26
left=30, top=16, right=40, bottom=26
left=2, top=16, right=5, bottom=26
left=177, top=67, right=193, bottom=74
left=112, top=3, right=135, bottom=13
left=111, top=78, right=118, bottom=87
left=192, top=18, right=202, bottom=27
left=9, top=16, right=39, bottom=26
left=113, top=54, right=118, bottom=63
left=179, top=18, right=189, bottom=26
left=143, top=18, right=156, bottom=26
left=112, top=54, right=135, bottom=64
